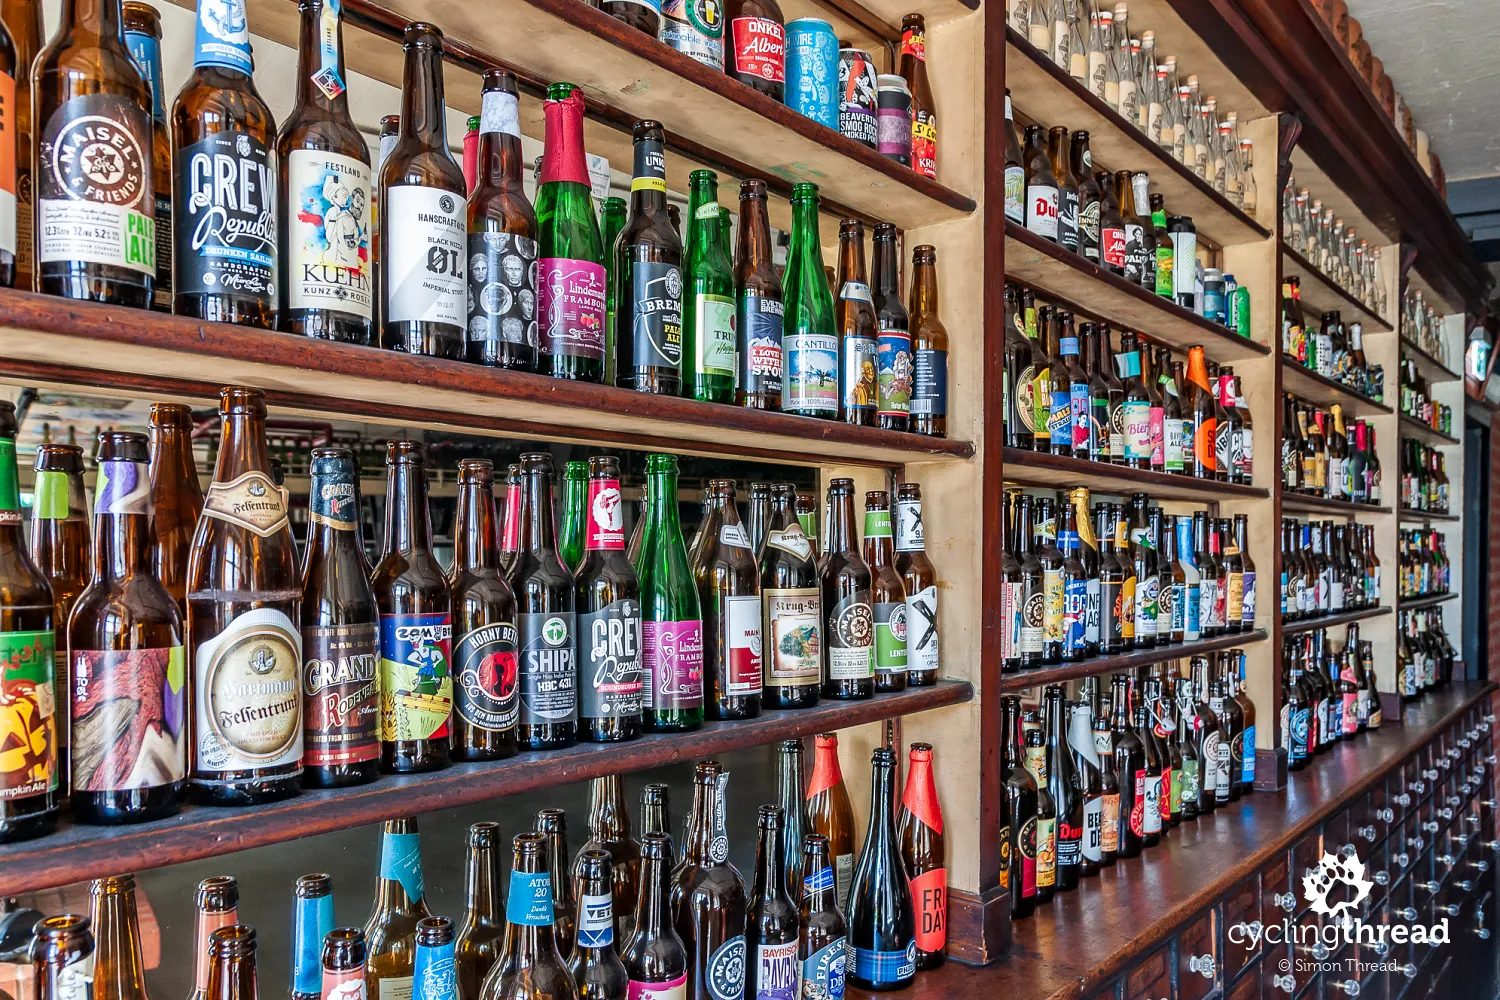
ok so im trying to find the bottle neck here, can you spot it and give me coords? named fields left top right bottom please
left=825, top=491, right=857, bottom=556
left=455, top=481, right=498, bottom=571
left=478, top=90, right=525, bottom=191
left=755, top=823, right=785, bottom=902
left=214, top=412, right=271, bottom=481
left=738, top=196, right=773, bottom=279
left=540, top=91, right=589, bottom=189
left=465, top=843, right=501, bottom=925
left=873, top=239, right=900, bottom=299
left=588, top=775, right=630, bottom=839
left=65, top=0, right=125, bottom=42
left=384, top=465, right=433, bottom=555
left=837, top=237, right=867, bottom=287
left=93, top=511, right=149, bottom=585
left=645, top=467, right=681, bottom=543
left=95, top=888, right=149, bottom=1000
left=686, top=775, right=728, bottom=865
left=400, top=42, right=449, bottom=148
left=631, top=854, right=670, bottom=938
left=293, top=0, right=350, bottom=117
left=630, top=137, right=669, bottom=214
left=523, top=470, right=558, bottom=556
left=802, top=847, right=835, bottom=911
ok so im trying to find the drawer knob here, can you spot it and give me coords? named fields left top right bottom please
left=1372, top=869, right=1390, bottom=885
left=1478, top=927, right=1492, bottom=941
left=1422, top=821, right=1440, bottom=833
left=1456, top=879, right=1475, bottom=892
left=1274, top=891, right=1296, bottom=912
left=1448, top=795, right=1463, bottom=807
left=1473, top=860, right=1490, bottom=873
left=1309, top=941, right=1331, bottom=961
left=1273, top=973, right=1296, bottom=993
left=1394, top=851, right=1411, bottom=868
left=1415, top=881, right=1440, bottom=894
left=1187, top=954, right=1215, bottom=980
left=1461, top=738, right=1473, bottom=749
left=1483, top=799, right=1499, bottom=809
left=1423, top=769, right=1439, bottom=780
left=1439, top=758, right=1453, bottom=770
left=1394, top=794, right=1412, bottom=807
left=1412, top=836, right=1427, bottom=851
left=1357, top=825, right=1378, bottom=842
left=1369, top=941, right=1391, bottom=958
left=1448, top=748, right=1462, bottom=759
left=1397, top=906, right=1420, bottom=920
left=1376, top=808, right=1395, bottom=823
left=1413, top=780, right=1427, bottom=793
left=1339, top=842, right=1358, bottom=857
left=1487, top=755, right=1498, bottom=765
left=1400, top=963, right=1420, bottom=979
left=1329, top=980, right=1360, bottom=996
left=1452, top=833, right=1470, bottom=846
left=1439, top=853, right=1457, bottom=866
left=1439, top=808, right=1455, bottom=821
left=1485, top=715, right=1496, bottom=724
left=1437, top=903, right=1461, bottom=917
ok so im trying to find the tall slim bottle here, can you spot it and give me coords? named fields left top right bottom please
left=147, top=402, right=203, bottom=612
left=746, top=805, right=799, bottom=1000
left=783, top=184, right=838, bottom=419
left=898, top=742, right=946, bottom=968
left=33, top=0, right=155, bottom=305
left=835, top=219, right=877, bottom=427
left=806, top=733, right=857, bottom=909
left=908, top=245, right=948, bottom=437
left=736, top=179, right=783, bottom=411
left=635, top=453, right=704, bottom=732
left=7, top=0, right=41, bottom=291
left=69, top=431, right=185, bottom=823
left=900, top=13, right=937, bottom=178
left=847, top=748, right=916, bottom=990
left=411, top=918, right=458, bottom=1000
left=485, top=832, right=578, bottom=1000
left=120, top=1, right=167, bottom=308
left=683, top=169, right=736, bottom=403
left=450, top=459, right=520, bottom=761
left=366, top=817, right=433, bottom=1000
left=30, top=441, right=86, bottom=779
left=466, top=70, right=539, bottom=369
left=771, top=740, right=807, bottom=902
left=91, top=876, right=150, bottom=1000
left=693, top=479, right=762, bottom=720
left=291, top=874, right=335, bottom=1000
left=536, top=83, right=606, bottom=382
left=821, top=478, right=873, bottom=700
left=871, top=222, right=911, bottom=431
left=615, top=120, right=684, bottom=395
left=277, top=0, right=373, bottom=342
left=893, top=483, right=938, bottom=685
left=622, top=833, right=688, bottom=998
left=456, top=822, right=505, bottom=1000
left=372, top=440, right=453, bottom=773
left=1002, top=695, right=1038, bottom=917
left=29, top=914, right=94, bottom=1000
left=864, top=490, right=908, bottom=693
left=576, top=457, right=643, bottom=743
left=380, top=23, right=466, bottom=359
left=575, top=776, right=641, bottom=944
left=171, top=0, right=277, bottom=325
left=187, top=387, right=302, bottom=806
left=760, top=484, right=821, bottom=708
left=537, top=808, right=579, bottom=958
left=300, top=448, right=380, bottom=788
left=570, top=849, right=629, bottom=1000
left=670, top=763, right=746, bottom=1000
left=187, top=877, right=239, bottom=1000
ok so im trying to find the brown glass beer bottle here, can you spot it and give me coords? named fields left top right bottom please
left=148, top=402, right=204, bottom=612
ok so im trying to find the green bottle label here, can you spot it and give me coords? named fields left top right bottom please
left=0, top=439, right=19, bottom=521
left=0, top=629, right=58, bottom=798
left=694, top=293, right=735, bottom=377
left=32, top=470, right=71, bottom=520
left=873, top=601, right=907, bottom=675
left=864, top=510, right=892, bottom=538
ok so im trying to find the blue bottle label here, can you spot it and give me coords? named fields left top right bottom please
left=123, top=30, right=165, bottom=121
left=193, top=0, right=255, bottom=74
left=706, top=934, right=747, bottom=1000
left=849, top=941, right=916, bottom=985
left=505, top=870, right=554, bottom=926
left=413, top=936, right=457, bottom=1000
left=577, top=892, right=614, bottom=948
left=800, top=938, right=846, bottom=998
left=1241, top=724, right=1256, bottom=784
left=379, top=831, right=424, bottom=902
left=291, top=893, right=334, bottom=995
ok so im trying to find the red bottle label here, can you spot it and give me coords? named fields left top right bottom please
left=732, top=17, right=785, bottom=83
left=911, top=110, right=937, bottom=179
left=1102, top=227, right=1126, bottom=267
left=1130, top=768, right=1146, bottom=835
left=901, top=30, right=926, bottom=60
left=585, top=477, right=626, bottom=550
left=628, top=973, right=688, bottom=999
left=910, top=866, right=947, bottom=951
left=901, top=753, right=944, bottom=833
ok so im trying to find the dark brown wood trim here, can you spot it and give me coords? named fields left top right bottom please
left=1280, top=604, right=1391, bottom=637
left=1002, top=448, right=1270, bottom=501
left=999, top=631, right=1270, bottom=692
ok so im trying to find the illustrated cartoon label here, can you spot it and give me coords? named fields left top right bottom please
left=453, top=621, right=519, bottom=733
left=289, top=149, right=371, bottom=317
left=72, top=645, right=185, bottom=791
left=378, top=613, right=453, bottom=742
left=0, top=628, right=56, bottom=798
left=539, top=257, right=606, bottom=360
left=762, top=588, right=820, bottom=686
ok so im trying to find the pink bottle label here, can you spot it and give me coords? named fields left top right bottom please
left=628, top=973, right=688, bottom=1000
left=641, top=619, right=704, bottom=712
left=539, top=257, right=606, bottom=360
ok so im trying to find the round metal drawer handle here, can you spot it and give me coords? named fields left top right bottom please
left=1273, top=974, right=1296, bottom=993
left=1439, top=808, right=1455, bottom=821
left=1483, top=799, right=1499, bottom=808
left=1274, top=892, right=1296, bottom=912
left=1414, top=881, right=1439, bottom=894
left=1411, top=836, right=1426, bottom=851
left=1474, top=860, right=1491, bottom=873
left=1439, top=853, right=1457, bottom=866
left=1456, top=879, right=1475, bottom=892
left=1412, top=781, right=1427, bottom=793
left=1369, top=941, right=1391, bottom=958
left=1422, top=821, right=1440, bottom=833
left=1357, top=825, right=1378, bottom=842
left=1468, top=814, right=1483, bottom=826
left=1397, top=907, right=1420, bottom=920
left=1448, top=795, right=1463, bottom=807
left=1372, top=869, right=1390, bottom=885
left=1376, top=808, right=1395, bottom=823
left=1439, top=758, right=1453, bottom=770
left=1452, top=834, right=1470, bottom=846
left=1394, top=794, right=1413, bottom=807
left=1394, top=852, right=1412, bottom=868
left=1461, top=738, right=1473, bottom=749
left=1187, top=954, right=1215, bottom=980
left=1309, top=942, right=1331, bottom=961
left=1478, top=927, right=1492, bottom=941
left=1329, top=980, right=1360, bottom=996
left=1400, top=964, right=1419, bottom=980
left=1424, top=769, right=1439, bottom=780
left=1437, top=903, right=1461, bottom=917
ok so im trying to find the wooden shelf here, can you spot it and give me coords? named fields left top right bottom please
left=1004, top=225, right=1272, bottom=360
left=0, top=289, right=973, bottom=468
left=1280, top=604, right=1391, bottom=636
left=1002, top=448, right=1270, bottom=502
left=185, top=0, right=975, bottom=233
left=1004, top=27, right=1270, bottom=248
left=1398, top=507, right=1460, bottom=523
left=999, top=630, right=1268, bottom=692
left=1279, top=359, right=1393, bottom=418
left=1398, top=413, right=1460, bottom=447
left=0, top=681, right=971, bottom=896
left=1281, top=245, right=1393, bottom=332
left=1280, top=492, right=1390, bottom=517
left=1398, top=592, right=1458, bottom=611
left=1401, top=338, right=1463, bottom=385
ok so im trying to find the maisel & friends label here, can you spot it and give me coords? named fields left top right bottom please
left=453, top=622, right=519, bottom=734
left=378, top=613, right=453, bottom=742
left=288, top=149, right=372, bottom=319
left=518, top=612, right=578, bottom=726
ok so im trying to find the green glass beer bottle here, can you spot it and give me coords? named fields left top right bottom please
left=683, top=170, right=735, bottom=403
left=600, top=195, right=628, bottom=384
left=634, top=454, right=703, bottom=732
left=558, top=460, right=588, bottom=573
left=782, top=184, right=838, bottom=419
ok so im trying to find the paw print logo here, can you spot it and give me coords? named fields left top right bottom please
left=1301, top=850, right=1374, bottom=917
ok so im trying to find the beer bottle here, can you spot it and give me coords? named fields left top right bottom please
left=692, top=479, right=761, bottom=720
left=622, top=832, right=688, bottom=997
left=1010, top=492, right=1044, bottom=666
left=735, top=179, right=783, bottom=411
left=744, top=483, right=771, bottom=558
left=1067, top=695, right=1104, bottom=874
left=1023, top=710, right=1057, bottom=901
left=602, top=0, right=658, bottom=38
left=411, top=917, right=458, bottom=1000
left=380, top=23, right=466, bottom=359
left=187, top=387, right=302, bottom=805
left=1212, top=655, right=1243, bottom=803
left=500, top=463, right=524, bottom=575
left=69, top=431, right=185, bottom=823
left=535, top=808, right=579, bottom=958
left=642, top=783, right=672, bottom=855
left=782, top=184, right=838, bottom=419
left=1172, top=677, right=1200, bottom=822
left=890, top=483, right=938, bottom=686
left=148, top=403, right=203, bottom=612
left=119, top=1, right=167, bottom=307
left=291, top=874, right=335, bottom=1000
left=322, top=930, right=369, bottom=1000
left=366, top=817, right=433, bottom=1000
left=870, top=223, right=912, bottom=431
left=456, top=822, right=504, bottom=1000
left=1233, top=649, right=1257, bottom=789
left=1090, top=689, right=1119, bottom=865
left=615, top=120, right=683, bottom=395
left=373, top=440, right=453, bottom=773
left=999, top=492, right=1022, bottom=673
left=204, top=925, right=260, bottom=1000
left=724, top=0, right=784, bottom=97
left=908, top=246, right=948, bottom=437
left=835, top=219, right=877, bottom=427
left=574, top=776, right=640, bottom=944
left=899, top=14, right=936, bottom=179
left=448, top=459, right=519, bottom=763
left=746, top=805, right=799, bottom=1000
left=1045, top=687, right=1083, bottom=888
left=171, top=0, right=277, bottom=325
left=1047, top=126, right=1079, bottom=254
left=187, top=876, right=239, bottom=1000
left=669, top=762, right=745, bottom=1000
left=7, top=0, right=41, bottom=290
left=508, top=452, right=577, bottom=749
left=30, top=441, right=86, bottom=778
left=683, top=170, right=735, bottom=403
left=277, top=0, right=374, bottom=344
left=575, top=458, right=643, bottom=743
left=372, top=112, right=398, bottom=325
left=760, top=484, right=819, bottom=707
left=862, top=491, right=907, bottom=694
left=774, top=740, right=806, bottom=900
left=797, top=834, right=847, bottom=994
left=33, top=0, right=155, bottom=305
left=29, top=914, right=94, bottom=1000
left=1110, top=675, right=1144, bottom=858
left=796, top=492, right=821, bottom=573
left=820, top=478, right=873, bottom=700
left=635, top=453, right=703, bottom=732
left=1185, top=346, right=1217, bottom=479
left=558, top=461, right=587, bottom=574
left=806, top=733, right=856, bottom=909
left=536, top=83, right=606, bottom=383
left=847, top=747, right=916, bottom=990
left=1191, top=658, right=1221, bottom=814
left=300, top=448, right=380, bottom=788
left=467, top=70, right=540, bottom=370
left=600, top=195, right=628, bottom=381
left=570, top=848, right=628, bottom=1000
left=1000, top=696, right=1037, bottom=918
left=896, top=742, right=946, bottom=968
left=91, top=875, right=150, bottom=1000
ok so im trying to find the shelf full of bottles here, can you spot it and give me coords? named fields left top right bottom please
left=1280, top=604, right=1391, bottom=638
left=1398, top=412, right=1459, bottom=448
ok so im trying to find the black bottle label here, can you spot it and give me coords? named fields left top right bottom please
left=302, top=621, right=379, bottom=767
left=630, top=259, right=683, bottom=371
left=911, top=348, right=947, bottom=417
left=467, top=231, right=538, bottom=347
left=174, top=131, right=276, bottom=302
left=453, top=621, right=519, bottom=733
left=518, top=611, right=578, bottom=726
left=578, top=599, right=643, bottom=720
left=737, top=290, right=783, bottom=395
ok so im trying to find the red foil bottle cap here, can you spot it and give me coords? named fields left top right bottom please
left=541, top=89, right=590, bottom=187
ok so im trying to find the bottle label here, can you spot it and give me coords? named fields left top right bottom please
left=695, top=292, right=736, bottom=378
left=894, top=499, right=924, bottom=551
left=302, top=622, right=380, bottom=767
left=308, top=464, right=359, bottom=529
left=765, top=527, right=812, bottom=561
left=194, top=608, right=302, bottom=775
left=1018, top=813, right=1037, bottom=896
left=124, top=30, right=166, bottom=121
left=839, top=51, right=878, bottom=147
left=386, top=186, right=466, bottom=326
left=1082, top=795, right=1103, bottom=862
left=452, top=621, right=520, bottom=733
left=202, top=470, right=290, bottom=537
left=585, top=478, right=627, bottom=550
left=174, top=131, right=276, bottom=304
left=152, top=191, right=173, bottom=306
left=1172, top=231, right=1197, bottom=299
left=1100, top=792, right=1119, bottom=853
left=380, top=829, right=424, bottom=900
left=631, top=259, right=684, bottom=370
left=763, top=587, right=820, bottom=686
left=505, top=869, right=554, bottom=925
left=1122, top=400, right=1151, bottom=459
left=412, top=937, right=456, bottom=1000
left=1077, top=198, right=1100, bottom=260
left=873, top=601, right=907, bottom=675
left=517, top=612, right=578, bottom=725
left=641, top=618, right=704, bottom=711
left=910, top=866, right=947, bottom=952
left=706, top=933, right=746, bottom=1000
left=1042, top=568, right=1064, bottom=646
left=628, top=974, right=688, bottom=1000
left=1020, top=581, right=1044, bottom=654
left=660, top=0, right=725, bottom=70
left=732, top=17, right=786, bottom=82
left=578, top=892, right=614, bottom=947
left=737, top=291, right=783, bottom=395
left=1143, top=773, right=1162, bottom=834
left=1026, top=184, right=1059, bottom=239
left=1056, top=819, right=1082, bottom=868
left=38, top=94, right=156, bottom=274
left=1102, top=226, right=1126, bottom=268
left=289, top=151, right=373, bottom=319
left=720, top=523, right=752, bottom=549
left=1057, top=186, right=1079, bottom=251
left=377, top=980, right=412, bottom=1000
left=841, top=333, right=877, bottom=412
left=786, top=332, right=839, bottom=413
left=193, top=0, right=254, bottom=72
left=826, top=591, right=873, bottom=680
left=911, top=111, right=937, bottom=181
left=323, top=965, right=366, bottom=1000
left=1003, top=166, right=1025, bottom=223
left=910, top=348, right=947, bottom=417
left=1035, top=815, right=1056, bottom=885
left=0, top=628, right=57, bottom=799
left=851, top=943, right=916, bottom=985
left=1242, top=724, right=1258, bottom=780
left=1180, top=757, right=1199, bottom=804
left=876, top=321, right=913, bottom=416
left=1242, top=571, right=1256, bottom=623
left=378, top=613, right=453, bottom=742
left=800, top=937, right=846, bottom=999
left=0, top=72, right=15, bottom=258
left=466, top=231, right=538, bottom=348
left=539, top=257, right=606, bottom=360
left=754, top=939, right=799, bottom=1000
left=724, top=594, right=763, bottom=695
left=579, top=600, right=644, bottom=720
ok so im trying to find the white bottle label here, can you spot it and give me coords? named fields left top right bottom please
left=385, top=185, right=465, bottom=326
left=193, top=607, right=302, bottom=775
left=287, top=149, right=372, bottom=318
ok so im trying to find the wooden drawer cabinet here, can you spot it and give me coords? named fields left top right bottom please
left=1264, top=850, right=1296, bottom=922
left=1122, top=946, right=1172, bottom=1000
left=1223, top=875, right=1262, bottom=981
left=1226, top=957, right=1260, bottom=1000
left=1324, top=806, right=1351, bottom=855
left=1291, top=834, right=1323, bottom=915
left=1176, top=908, right=1219, bottom=1000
